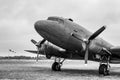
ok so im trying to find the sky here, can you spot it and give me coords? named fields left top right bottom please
left=0, top=0, right=120, bottom=56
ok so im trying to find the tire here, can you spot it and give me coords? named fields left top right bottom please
left=52, top=62, right=61, bottom=71
left=99, top=64, right=109, bottom=76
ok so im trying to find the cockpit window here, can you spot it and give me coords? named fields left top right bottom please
left=47, top=17, right=64, bottom=24
left=68, top=18, right=73, bottom=22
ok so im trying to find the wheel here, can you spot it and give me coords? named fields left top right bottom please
left=52, top=62, right=61, bottom=71
left=99, top=64, right=109, bottom=76
left=46, top=54, right=51, bottom=59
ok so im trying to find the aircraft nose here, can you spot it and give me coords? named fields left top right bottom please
left=34, top=20, right=59, bottom=34
left=34, top=20, right=63, bottom=40
left=34, top=20, right=46, bottom=32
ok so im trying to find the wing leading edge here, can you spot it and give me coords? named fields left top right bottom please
left=24, top=50, right=37, bottom=54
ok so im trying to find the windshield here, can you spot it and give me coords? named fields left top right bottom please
left=47, top=17, right=64, bottom=24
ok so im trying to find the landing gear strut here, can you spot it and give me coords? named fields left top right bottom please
left=52, top=57, right=65, bottom=71
left=99, top=55, right=110, bottom=76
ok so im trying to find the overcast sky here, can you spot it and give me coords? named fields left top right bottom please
left=0, top=0, right=120, bottom=56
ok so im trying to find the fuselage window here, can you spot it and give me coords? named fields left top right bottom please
left=68, top=18, right=73, bottom=22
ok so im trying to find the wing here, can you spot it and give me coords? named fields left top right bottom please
left=24, top=50, right=37, bottom=54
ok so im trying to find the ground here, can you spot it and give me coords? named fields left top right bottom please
left=0, top=60, right=120, bottom=80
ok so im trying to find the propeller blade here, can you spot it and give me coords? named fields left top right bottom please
left=36, top=47, right=39, bottom=61
left=36, top=52, right=39, bottom=61
left=31, top=39, right=37, bottom=45
left=40, top=39, right=46, bottom=45
left=88, top=26, right=106, bottom=40
left=84, top=44, right=89, bottom=64
left=36, top=39, right=46, bottom=47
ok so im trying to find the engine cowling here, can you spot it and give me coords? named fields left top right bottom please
left=39, top=42, right=65, bottom=59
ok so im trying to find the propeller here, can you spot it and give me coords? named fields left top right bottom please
left=72, top=26, right=106, bottom=64
left=31, top=39, right=46, bottom=61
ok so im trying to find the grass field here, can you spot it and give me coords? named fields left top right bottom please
left=0, top=60, right=120, bottom=80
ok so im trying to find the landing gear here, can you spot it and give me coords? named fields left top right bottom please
left=52, top=62, right=61, bottom=71
left=99, top=64, right=110, bottom=75
left=52, top=57, right=65, bottom=71
left=99, top=55, right=110, bottom=76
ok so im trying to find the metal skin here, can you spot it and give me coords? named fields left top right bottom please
left=34, top=16, right=120, bottom=63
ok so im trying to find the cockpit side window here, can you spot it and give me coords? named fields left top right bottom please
left=47, top=17, right=64, bottom=24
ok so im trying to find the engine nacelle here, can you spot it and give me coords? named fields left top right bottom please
left=39, top=42, right=65, bottom=59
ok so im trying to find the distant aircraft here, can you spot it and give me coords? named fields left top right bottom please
left=25, top=16, right=120, bottom=75
left=9, top=49, right=16, bottom=53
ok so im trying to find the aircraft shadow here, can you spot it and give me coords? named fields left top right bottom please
left=61, top=69, right=98, bottom=76
left=61, top=68, right=120, bottom=77
left=32, top=66, right=120, bottom=77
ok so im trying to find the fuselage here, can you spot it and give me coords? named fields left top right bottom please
left=34, top=16, right=113, bottom=57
